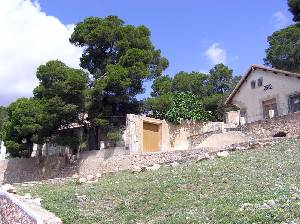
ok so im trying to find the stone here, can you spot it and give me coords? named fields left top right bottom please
left=24, top=193, right=32, bottom=199
left=216, top=151, right=229, bottom=158
left=77, top=177, right=87, bottom=184
left=32, top=198, right=42, bottom=206
left=132, top=166, right=142, bottom=173
left=1, top=184, right=16, bottom=194
left=72, top=174, right=79, bottom=179
left=146, top=164, right=161, bottom=171
left=204, top=153, right=210, bottom=159
left=170, top=161, right=179, bottom=167
left=96, top=173, right=102, bottom=178
left=86, top=175, right=95, bottom=181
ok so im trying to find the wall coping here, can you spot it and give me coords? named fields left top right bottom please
left=0, top=190, right=43, bottom=224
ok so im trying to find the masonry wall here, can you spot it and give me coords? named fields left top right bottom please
left=125, top=114, right=224, bottom=153
left=0, top=191, right=41, bottom=224
left=241, top=111, right=300, bottom=139
left=0, top=156, right=67, bottom=185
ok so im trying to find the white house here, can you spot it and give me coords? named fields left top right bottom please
left=225, top=64, right=300, bottom=123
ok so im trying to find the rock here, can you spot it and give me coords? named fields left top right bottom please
left=77, top=177, right=87, bottom=184
left=216, top=151, right=229, bottom=158
left=170, top=161, right=179, bottom=167
left=72, top=174, right=79, bottom=179
left=86, top=175, right=95, bottom=181
left=32, top=198, right=42, bottom=206
left=1, top=184, right=16, bottom=194
left=146, top=164, right=161, bottom=171
left=132, top=166, right=142, bottom=173
left=96, top=173, right=102, bottom=178
left=204, top=153, right=210, bottom=159
left=24, top=193, right=32, bottom=199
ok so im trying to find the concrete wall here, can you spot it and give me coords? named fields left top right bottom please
left=232, top=69, right=300, bottom=123
left=125, top=114, right=224, bottom=153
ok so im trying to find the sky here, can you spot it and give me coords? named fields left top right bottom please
left=0, top=0, right=293, bottom=106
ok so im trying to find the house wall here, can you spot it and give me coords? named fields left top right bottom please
left=231, top=69, right=300, bottom=123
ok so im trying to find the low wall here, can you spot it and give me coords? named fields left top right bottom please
left=0, top=156, right=67, bottom=185
left=0, top=190, right=42, bottom=224
left=168, top=121, right=224, bottom=150
left=125, top=114, right=224, bottom=153
left=241, top=111, right=300, bottom=139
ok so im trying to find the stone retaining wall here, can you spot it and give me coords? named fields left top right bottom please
left=241, top=111, right=300, bottom=139
left=0, top=156, right=67, bottom=185
left=0, top=190, right=41, bottom=224
left=0, top=190, right=62, bottom=224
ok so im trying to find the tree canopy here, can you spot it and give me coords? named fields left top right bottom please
left=288, top=0, right=300, bottom=22
left=264, top=24, right=300, bottom=72
left=34, top=60, right=88, bottom=138
left=3, top=60, right=88, bottom=157
left=165, top=93, right=212, bottom=124
left=3, top=98, right=43, bottom=158
left=144, top=64, right=240, bottom=122
left=70, top=15, right=168, bottom=142
left=208, top=64, right=234, bottom=94
left=0, top=106, right=8, bottom=141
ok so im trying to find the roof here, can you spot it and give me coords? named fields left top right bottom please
left=224, top=64, right=300, bottom=105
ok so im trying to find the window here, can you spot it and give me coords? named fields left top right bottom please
left=258, top=78, right=263, bottom=87
left=289, top=93, right=300, bottom=113
left=251, top=80, right=256, bottom=89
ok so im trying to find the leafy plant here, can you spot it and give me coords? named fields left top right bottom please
left=165, top=93, right=212, bottom=124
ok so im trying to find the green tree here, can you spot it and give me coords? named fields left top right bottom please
left=70, top=16, right=168, bottom=145
left=201, top=94, right=227, bottom=121
left=144, top=94, right=172, bottom=120
left=0, top=106, right=8, bottom=140
left=33, top=60, right=88, bottom=153
left=151, top=76, right=172, bottom=97
left=208, top=64, right=233, bottom=94
left=288, top=0, right=300, bottom=22
left=172, top=71, right=208, bottom=97
left=3, top=98, right=43, bottom=158
left=264, top=24, right=300, bottom=72
left=165, top=93, right=211, bottom=124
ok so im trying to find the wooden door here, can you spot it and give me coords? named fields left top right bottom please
left=143, top=122, right=160, bottom=152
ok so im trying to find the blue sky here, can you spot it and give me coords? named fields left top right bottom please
left=39, top=0, right=293, bottom=76
left=0, top=0, right=294, bottom=105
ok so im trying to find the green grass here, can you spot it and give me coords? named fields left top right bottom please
left=18, top=138, right=300, bottom=224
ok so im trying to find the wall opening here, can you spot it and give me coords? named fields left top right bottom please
left=143, top=122, right=160, bottom=153
left=262, top=98, right=278, bottom=120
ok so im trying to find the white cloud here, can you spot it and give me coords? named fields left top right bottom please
left=272, top=11, right=288, bottom=28
left=204, top=43, right=227, bottom=65
left=0, top=0, right=82, bottom=106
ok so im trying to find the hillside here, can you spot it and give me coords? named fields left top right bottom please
left=18, top=138, right=300, bottom=224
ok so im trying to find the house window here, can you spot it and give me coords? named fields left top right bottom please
left=258, top=78, right=263, bottom=87
left=251, top=80, right=256, bottom=89
left=288, top=93, right=300, bottom=113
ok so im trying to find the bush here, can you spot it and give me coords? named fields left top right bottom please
left=165, top=93, right=212, bottom=124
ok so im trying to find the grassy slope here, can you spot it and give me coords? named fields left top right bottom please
left=18, top=138, right=300, bottom=224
